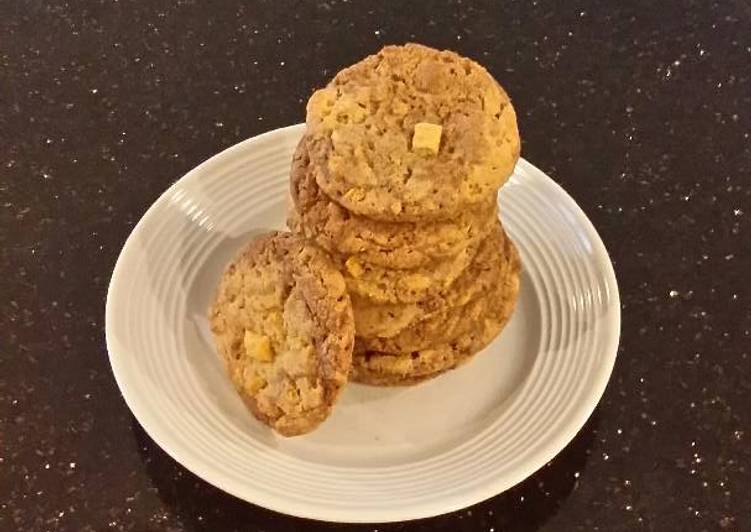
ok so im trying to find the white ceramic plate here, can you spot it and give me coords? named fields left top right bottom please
left=106, top=124, right=620, bottom=523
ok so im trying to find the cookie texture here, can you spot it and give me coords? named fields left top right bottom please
left=352, top=222, right=510, bottom=338
left=336, top=234, right=482, bottom=305
left=209, top=232, right=354, bottom=436
left=289, top=135, right=497, bottom=269
left=351, top=275, right=519, bottom=386
left=357, top=238, right=520, bottom=353
left=306, top=43, right=520, bottom=221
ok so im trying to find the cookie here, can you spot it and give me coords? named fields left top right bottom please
left=336, top=233, right=482, bottom=305
left=209, top=232, right=354, bottom=436
left=357, top=240, right=520, bottom=353
left=306, top=43, right=520, bottom=222
left=351, top=276, right=519, bottom=386
left=289, top=135, right=497, bottom=269
left=352, top=221, right=510, bottom=338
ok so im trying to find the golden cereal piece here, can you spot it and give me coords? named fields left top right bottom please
left=412, top=122, right=442, bottom=154
left=345, top=257, right=364, bottom=278
left=403, top=273, right=432, bottom=291
left=246, top=374, right=267, bottom=394
left=344, top=187, right=365, bottom=202
left=244, top=330, right=274, bottom=362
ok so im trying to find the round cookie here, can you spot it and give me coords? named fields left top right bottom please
left=288, top=135, right=497, bottom=269
left=351, top=277, right=520, bottom=387
left=357, top=242, right=520, bottom=353
left=306, top=43, right=520, bottom=222
left=353, top=221, right=510, bottom=338
left=209, top=232, right=354, bottom=436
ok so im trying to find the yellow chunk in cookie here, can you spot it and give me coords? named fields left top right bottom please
left=403, top=273, right=432, bottom=291
left=245, top=373, right=267, bottom=394
left=343, top=187, right=365, bottom=202
left=412, top=122, right=442, bottom=154
left=345, top=257, right=364, bottom=278
left=243, top=330, right=274, bottom=362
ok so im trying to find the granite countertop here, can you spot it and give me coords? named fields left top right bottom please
left=2, top=1, right=750, bottom=530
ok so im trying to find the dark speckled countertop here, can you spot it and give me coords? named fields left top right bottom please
left=2, top=1, right=750, bottom=531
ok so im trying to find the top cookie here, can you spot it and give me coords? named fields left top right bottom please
left=209, top=232, right=354, bottom=436
left=306, top=43, right=520, bottom=221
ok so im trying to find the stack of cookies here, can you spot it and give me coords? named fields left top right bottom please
left=209, top=44, right=522, bottom=435
left=289, top=44, right=522, bottom=385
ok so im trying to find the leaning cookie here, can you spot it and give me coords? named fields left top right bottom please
left=209, top=232, right=354, bottom=436
left=306, top=43, right=520, bottom=221
left=289, top=135, right=497, bottom=269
